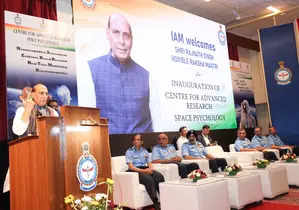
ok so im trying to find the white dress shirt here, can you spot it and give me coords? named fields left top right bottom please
left=177, top=136, right=188, bottom=151
left=12, top=106, right=58, bottom=136
left=203, top=135, right=211, bottom=146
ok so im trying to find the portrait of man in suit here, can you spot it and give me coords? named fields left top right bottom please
left=87, top=13, right=153, bottom=134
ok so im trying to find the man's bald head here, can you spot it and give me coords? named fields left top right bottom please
left=32, top=83, right=48, bottom=106
left=106, top=13, right=133, bottom=64
left=108, top=14, right=132, bottom=35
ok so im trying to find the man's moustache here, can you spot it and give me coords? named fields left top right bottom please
left=189, top=139, right=196, bottom=144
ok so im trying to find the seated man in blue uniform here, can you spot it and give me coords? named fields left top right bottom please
left=182, top=130, right=227, bottom=173
left=268, top=126, right=298, bottom=156
left=234, top=129, right=257, bottom=152
left=88, top=13, right=152, bottom=134
left=152, top=133, right=199, bottom=178
left=125, top=134, right=164, bottom=210
left=251, top=127, right=278, bottom=161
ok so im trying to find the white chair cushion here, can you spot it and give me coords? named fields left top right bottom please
left=206, top=145, right=224, bottom=153
left=111, top=156, right=128, bottom=174
left=229, top=144, right=236, bottom=152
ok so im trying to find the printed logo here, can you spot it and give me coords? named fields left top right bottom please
left=218, top=25, right=226, bottom=46
left=274, top=61, right=293, bottom=85
left=81, top=0, right=96, bottom=8
left=14, top=14, right=22, bottom=26
left=76, top=142, right=98, bottom=191
left=40, top=19, right=47, bottom=29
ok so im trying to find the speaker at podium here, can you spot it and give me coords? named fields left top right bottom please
left=8, top=106, right=111, bottom=210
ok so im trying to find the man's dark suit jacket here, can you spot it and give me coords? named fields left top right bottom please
left=198, top=134, right=214, bottom=147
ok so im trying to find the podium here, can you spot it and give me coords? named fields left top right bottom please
left=8, top=106, right=111, bottom=210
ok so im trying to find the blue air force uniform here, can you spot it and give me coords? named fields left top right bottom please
left=152, top=144, right=198, bottom=178
left=125, top=146, right=164, bottom=206
left=234, top=137, right=253, bottom=152
left=181, top=142, right=227, bottom=173
left=251, top=135, right=278, bottom=161
left=182, top=142, right=208, bottom=158
left=251, top=135, right=270, bottom=148
left=268, top=135, right=285, bottom=146
left=125, top=146, right=151, bottom=167
left=268, top=134, right=295, bottom=156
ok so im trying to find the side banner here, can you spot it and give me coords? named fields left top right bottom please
left=73, top=0, right=237, bottom=134
left=5, top=11, right=77, bottom=139
left=259, top=23, right=299, bottom=145
left=230, top=60, right=256, bottom=129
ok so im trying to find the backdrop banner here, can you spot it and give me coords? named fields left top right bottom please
left=259, top=23, right=299, bottom=145
left=230, top=60, right=256, bottom=129
left=73, top=0, right=237, bottom=134
left=5, top=11, right=77, bottom=140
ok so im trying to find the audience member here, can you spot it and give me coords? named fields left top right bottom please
left=197, top=125, right=217, bottom=147
left=125, top=134, right=164, bottom=210
left=182, top=130, right=227, bottom=173
left=234, top=129, right=257, bottom=152
left=251, top=127, right=278, bottom=161
left=47, top=99, right=60, bottom=113
left=176, top=126, right=189, bottom=151
left=152, top=133, right=199, bottom=178
left=268, top=126, right=299, bottom=156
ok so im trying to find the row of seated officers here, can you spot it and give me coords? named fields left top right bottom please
left=125, top=125, right=298, bottom=210
left=125, top=130, right=228, bottom=210
left=235, top=126, right=298, bottom=157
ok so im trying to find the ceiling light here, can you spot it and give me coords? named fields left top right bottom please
left=266, top=6, right=281, bottom=13
left=204, top=0, right=211, bottom=2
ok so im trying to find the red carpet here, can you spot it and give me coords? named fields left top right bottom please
left=142, top=202, right=299, bottom=210
left=265, top=188, right=299, bottom=206
left=247, top=202, right=299, bottom=210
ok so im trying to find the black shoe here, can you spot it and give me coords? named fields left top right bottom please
left=153, top=202, right=161, bottom=210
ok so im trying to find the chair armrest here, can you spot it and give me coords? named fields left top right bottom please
left=152, top=163, right=180, bottom=181
left=113, top=171, right=139, bottom=187
left=112, top=171, right=141, bottom=207
left=182, top=159, right=211, bottom=174
left=229, top=152, right=255, bottom=164
left=206, top=145, right=224, bottom=153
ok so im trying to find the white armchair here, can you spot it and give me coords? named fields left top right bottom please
left=111, top=156, right=180, bottom=209
left=263, top=149, right=280, bottom=160
left=229, top=144, right=263, bottom=167
left=206, top=145, right=238, bottom=166
left=152, top=163, right=180, bottom=181
left=111, top=156, right=153, bottom=209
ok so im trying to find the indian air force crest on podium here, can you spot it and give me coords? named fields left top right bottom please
left=77, top=142, right=98, bottom=191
